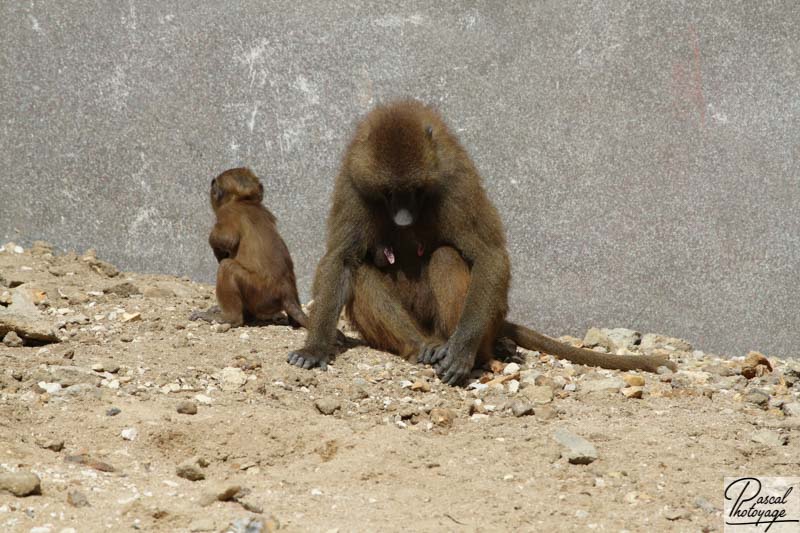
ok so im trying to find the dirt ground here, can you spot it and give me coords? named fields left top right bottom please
left=0, top=242, right=798, bottom=533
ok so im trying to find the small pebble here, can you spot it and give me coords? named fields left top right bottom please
left=211, top=323, right=231, bottom=333
left=314, top=398, right=341, bottom=415
left=744, top=389, right=770, bottom=408
left=503, top=362, right=520, bottom=375
left=2, top=331, right=23, bottom=347
left=121, top=428, right=138, bottom=441
left=664, top=508, right=690, bottom=521
left=0, top=471, right=41, bottom=496
left=522, top=385, right=554, bottom=405
left=176, top=458, right=207, bottom=481
left=781, top=402, right=800, bottom=417
left=37, top=438, right=65, bottom=452
left=410, top=380, right=431, bottom=393
left=67, top=489, right=90, bottom=507
left=429, top=408, right=455, bottom=428
left=694, top=496, right=717, bottom=514
left=621, top=386, right=644, bottom=399
left=535, top=405, right=557, bottom=421
left=553, top=428, right=598, bottom=465
left=177, top=400, right=198, bottom=415
left=106, top=407, right=121, bottom=416
left=510, top=400, right=534, bottom=417
left=622, top=374, right=645, bottom=387
left=751, top=429, right=788, bottom=447
left=220, top=367, right=247, bottom=391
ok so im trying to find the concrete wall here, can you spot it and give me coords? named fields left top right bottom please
left=1, top=1, right=798, bottom=357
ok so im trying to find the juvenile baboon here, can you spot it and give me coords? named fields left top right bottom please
left=288, top=101, right=675, bottom=384
left=191, top=167, right=308, bottom=329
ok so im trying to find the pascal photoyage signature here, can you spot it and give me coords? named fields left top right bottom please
left=725, top=477, right=799, bottom=531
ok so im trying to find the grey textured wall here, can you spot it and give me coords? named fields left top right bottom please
left=1, top=1, right=798, bottom=357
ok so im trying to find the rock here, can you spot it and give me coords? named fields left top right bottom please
left=510, top=400, right=534, bottom=417
left=104, top=282, right=139, bottom=297
left=30, top=241, right=53, bottom=255
left=67, top=489, right=90, bottom=507
left=220, top=367, right=248, bottom=391
left=741, top=351, right=773, bottom=379
left=430, top=408, right=455, bottom=428
left=535, top=405, right=557, bottom=421
left=694, top=496, right=718, bottom=514
left=237, top=495, right=264, bottom=514
left=176, top=457, right=208, bottom=481
left=622, top=374, right=645, bottom=387
left=38, top=365, right=101, bottom=387
left=142, top=286, right=174, bottom=299
left=0, top=471, right=41, bottom=496
left=519, top=370, right=542, bottom=388
left=228, top=517, right=267, bottom=533
left=64, top=454, right=116, bottom=472
left=121, top=312, right=141, bottom=323
left=211, top=323, right=231, bottom=333
left=583, top=327, right=640, bottom=352
left=703, top=362, right=737, bottom=377
left=640, top=333, right=692, bottom=353
left=36, top=438, right=64, bottom=452
left=782, top=402, right=800, bottom=417
left=503, top=362, right=521, bottom=375
left=195, top=394, right=214, bottom=405
left=87, top=259, right=119, bottom=278
left=744, top=388, right=770, bottom=408
left=621, top=386, right=644, bottom=399
left=410, top=380, right=430, bottom=393
left=751, top=429, right=788, bottom=447
left=580, top=377, right=625, bottom=395
left=200, top=484, right=241, bottom=505
left=664, top=508, right=690, bottom=521
left=91, top=361, right=120, bottom=374
left=670, top=371, right=710, bottom=389
left=0, top=288, right=60, bottom=343
left=37, top=382, right=62, bottom=395
left=553, top=428, right=598, bottom=465
left=106, top=407, right=121, bottom=416
left=2, top=331, right=23, bottom=347
left=1, top=242, right=23, bottom=254
left=177, top=400, right=198, bottom=415
left=314, top=398, right=341, bottom=415
left=521, top=385, right=554, bottom=405
left=507, top=379, right=520, bottom=394
left=121, top=428, right=138, bottom=441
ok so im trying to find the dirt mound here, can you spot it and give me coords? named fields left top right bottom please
left=1, top=242, right=798, bottom=531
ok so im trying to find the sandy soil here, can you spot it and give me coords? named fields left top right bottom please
left=0, top=242, right=798, bottom=533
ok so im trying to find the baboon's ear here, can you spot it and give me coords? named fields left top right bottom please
left=211, top=178, right=223, bottom=203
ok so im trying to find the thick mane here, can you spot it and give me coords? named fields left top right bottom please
left=368, top=107, right=427, bottom=183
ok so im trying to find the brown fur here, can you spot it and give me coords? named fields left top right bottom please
left=288, top=101, right=675, bottom=382
left=191, top=167, right=308, bottom=328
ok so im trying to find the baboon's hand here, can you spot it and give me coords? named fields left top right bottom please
left=432, top=341, right=476, bottom=386
left=418, top=340, right=446, bottom=365
left=287, top=347, right=330, bottom=370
